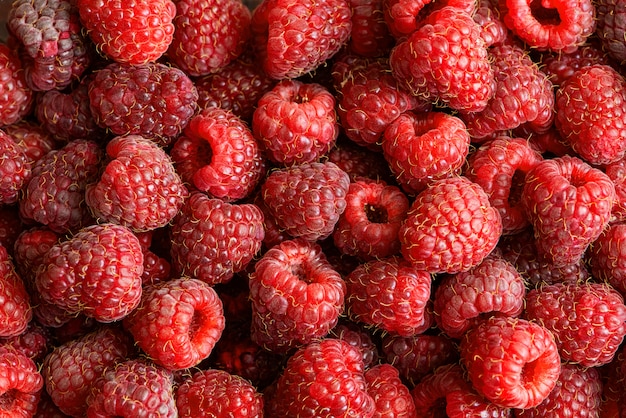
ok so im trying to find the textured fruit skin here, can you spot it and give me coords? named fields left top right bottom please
left=0, top=321, right=50, bottom=362
left=540, top=42, right=610, bottom=87
left=168, top=0, right=251, bottom=77
left=0, top=245, right=31, bottom=338
left=0, top=43, right=32, bottom=126
left=249, top=238, right=346, bottom=352
left=399, top=176, right=502, bottom=274
left=3, top=120, right=58, bottom=169
left=327, top=139, right=393, bottom=183
left=266, top=339, right=375, bottom=417
left=347, top=0, right=394, bottom=57
left=35, top=223, right=145, bottom=322
left=345, top=256, right=432, bottom=337
left=43, top=326, right=132, bottom=417
left=555, top=64, right=626, bottom=165
left=596, top=0, right=626, bottom=63
left=589, top=222, right=626, bottom=296
left=521, top=155, right=615, bottom=267
left=0, top=346, right=44, bottom=418
left=524, top=282, right=626, bottom=367
left=364, top=364, right=417, bottom=418
left=175, top=369, right=263, bottom=418
left=0, top=129, right=30, bottom=205
left=88, top=62, right=198, bottom=147
left=410, top=363, right=470, bottom=416
left=460, top=316, right=561, bottom=409
left=252, top=79, right=339, bottom=166
left=261, top=161, right=351, bottom=241
left=85, top=135, right=187, bottom=232
left=251, top=0, right=353, bottom=79
left=605, top=155, right=626, bottom=223
left=330, top=321, right=380, bottom=369
left=170, top=192, right=265, bottom=285
left=77, top=0, right=175, bottom=64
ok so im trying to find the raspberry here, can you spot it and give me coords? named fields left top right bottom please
left=524, top=282, right=626, bottom=367
left=0, top=245, right=31, bottom=339
left=347, top=0, right=394, bottom=57
left=88, top=61, right=198, bottom=147
left=77, top=0, right=175, bottom=64
left=399, top=176, right=502, bottom=274
left=170, top=108, right=265, bottom=201
left=4, top=121, right=58, bottom=167
left=249, top=238, right=346, bottom=352
left=596, top=0, right=626, bottom=63
left=327, top=139, right=393, bottom=183
left=85, top=135, right=187, bottom=232
left=364, top=364, right=417, bottom=418
left=460, top=316, right=561, bottom=409
left=521, top=155, right=615, bottom=267
left=34, top=390, right=70, bottom=418
left=382, top=111, right=471, bottom=195
left=35, top=223, right=144, bottom=323
left=605, top=155, right=626, bottom=222
left=250, top=0, right=352, bottom=79
left=169, top=192, right=265, bottom=285
left=589, top=222, right=626, bottom=296
left=0, top=321, right=50, bottom=362
left=0, top=206, right=24, bottom=257
left=175, top=369, right=263, bottom=417
left=0, top=43, right=32, bottom=126
left=252, top=79, right=339, bottom=166
left=261, top=161, right=350, bottom=242
left=330, top=321, right=380, bottom=369
left=0, top=346, right=44, bottom=418
left=0, top=129, right=31, bottom=205
left=540, top=42, right=610, bottom=87
left=473, top=0, right=510, bottom=47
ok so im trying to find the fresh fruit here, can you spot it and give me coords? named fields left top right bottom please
left=0, top=244, right=31, bottom=338
left=0, top=43, right=32, bottom=126
left=364, top=364, right=417, bottom=418
left=0, top=345, right=44, bottom=418
left=0, top=129, right=31, bottom=205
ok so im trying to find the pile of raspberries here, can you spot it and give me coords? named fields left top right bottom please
left=1, top=0, right=626, bottom=416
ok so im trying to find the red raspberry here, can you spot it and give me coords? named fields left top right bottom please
left=389, top=6, right=495, bottom=113
left=460, top=316, right=561, bottom=409
left=596, top=0, right=626, bottom=63
left=175, top=369, right=263, bottom=417
left=0, top=321, right=50, bottom=362
left=43, top=326, right=132, bottom=417
left=364, top=364, right=417, bottom=418
left=88, top=61, right=198, bottom=147
left=347, top=0, right=395, bottom=57
left=135, top=231, right=172, bottom=285
left=124, top=277, right=225, bottom=370
left=85, top=135, right=187, bottom=232
left=0, top=346, right=44, bottom=418
left=0, top=245, right=31, bottom=339
left=0, top=129, right=31, bottom=205
left=525, top=128, right=574, bottom=158
left=85, top=359, right=177, bottom=417
left=169, top=192, right=265, bottom=285
left=34, top=390, right=71, bottom=418
left=252, top=79, right=339, bottom=166
left=521, top=155, right=615, bottom=267
left=524, top=282, right=626, bottom=367
left=500, top=0, right=595, bottom=52
left=330, top=321, right=380, bottom=369
left=399, top=176, right=502, bottom=274
left=382, top=111, right=470, bottom=195
left=170, top=108, right=265, bottom=201
left=605, top=155, right=626, bottom=223
left=0, top=206, right=24, bottom=257
left=589, top=222, right=626, bottom=296
left=540, top=42, right=610, bottom=87
left=473, top=0, right=511, bottom=47
left=0, top=43, right=32, bottom=126
left=4, top=121, right=59, bottom=167
left=327, top=139, right=393, bottom=183
left=77, top=0, right=175, bottom=64
left=261, top=161, right=350, bottom=242
left=35, top=223, right=144, bottom=323
left=345, top=256, right=432, bottom=337
left=265, top=338, right=375, bottom=417
left=249, top=238, right=346, bottom=352
left=250, top=0, right=352, bottom=79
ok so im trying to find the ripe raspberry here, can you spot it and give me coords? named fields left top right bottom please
left=327, top=139, right=393, bottom=183
left=0, top=346, right=44, bottom=418
left=253, top=79, right=339, bottom=166
left=249, top=238, right=346, bottom=352
left=345, top=256, right=432, bottom=337
left=389, top=6, right=495, bottom=113
left=250, top=0, right=352, bottom=79
left=473, top=0, right=511, bottom=47
left=85, top=359, right=176, bottom=417
left=540, top=42, right=610, bottom=87
left=77, top=0, right=175, bottom=64
left=4, top=121, right=59, bottom=167
left=35, top=223, right=144, bottom=323
left=364, top=364, right=417, bottom=418
left=0, top=206, right=24, bottom=257
left=382, top=111, right=470, bottom=195
left=521, top=155, right=615, bottom=267
left=34, top=390, right=71, bottom=418
left=589, top=222, right=626, bottom=296
left=460, top=316, right=561, bottom=409
left=265, top=338, right=375, bottom=417
left=88, top=61, right=198, bottom=147
left=135, top=231, right=172, bottom=285
left=347, top=0, right=395, bottom=57
left=261, top=161, right=350, bottom=241
left=605, top=155, right=626, bottom=223
left=399, top=176, right=502, bottom=274
left=175, top=369, right=263, bottom=417
left=0, top=129, right=31, bottom=205
left=330, top=321, right=380, bottom=369
left=0, top=245, right=31, bottom=339
left=169, top=192, right=265, bottom=285
left=170, top=108, right=265, bottom=201
left=524, top=282, right=626, bottom=367
left=43, top=326, right=132, bottom=417
left=596, top=0, right=626, bottom=63
left=0, top=43, right=32, bottom=126
left=500, top=0, right=595, bottom=52
left=0, top=321, right=50, bottom=362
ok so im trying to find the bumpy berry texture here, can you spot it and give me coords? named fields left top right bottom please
left=169, top=192, right=265, bottom=285
left=77, top=0, right=175, bottom=64
left=249, top=238, right=346, bottom=352
left=0, top=245, right=31, bottom=338
left=330, top=321, right=380, bottom=369
left=399, top=176, right=502, bottom=274
left=605, top=155, right=626, bottom=222
left=0, top=129, right=31, bottom=205
left=589, top=222, right=626, bottom=296
left=0, top=321, right=50, bottom=362
left=0, top=346, right=44, bottom=418
left=5, top=120, right=58, bottom=167
left=596, top=0, right=626, bottom=63
left=364, top=364, right=417, bottom=417
left=0, top=43, right=32, bottom=126
left=347, top=0, right=394, bottom=57
left=327, top=139, right=393, bottom=183
left=540, top=42, right=610, bottom=87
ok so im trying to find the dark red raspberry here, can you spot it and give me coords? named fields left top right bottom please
left=0, top=205, right=24, bottom=257
left=330, top=321, right=380, bottom=369
left=0, top=43, right=32, bottom=126
left=460, top=316, right=561, bottom=409
left=253, top=79, right=339, bottom=166
left=43, top=326, right=132, bottom=417
left=589, top=222, right=626, bottom=296
left=0, top=129, right=31, bottom=205
left=596, top=0, right=626, bottom=63
left=34, top=390, right=71, bottom=418
left=605, top=155, right=626, bottom=223
left=347, top=0, right=395, bottom=57
left=170, top=192, right=265, bottom=285
left=250, top=0, right=352, bottom=79
left=0, top=321, right=50, bottom=362
left=524, top=281, right=626, bottom=367
left=327, top=139, right=393, bottom=183
left=88, top=61, right=198, bottom=147
left=35, top=223, right=144, bottom=323
left=521, top=155, right=615, bottom=267
left=135, top=231, right=172, bottom=285
left=77, top=0, right=175, bottom=64
left=175, top=369, right=263, bottom=417
left=4, top=121, right=59, bottom=167
left=170, top=108, right=265, bottom=201
left=0, top=346, right=44, bottom=418
left=473, top=0, right=511, bottom=47
left=364, top=364, right=417, bottom=418
left=540, top=42, right=610, bottom=87
left=0, top=245, right=31, bottom=338
left=382, top=111, right=470, bottom=195
left=524, top=127, right=574, bottom=158
left=399, top=176, right=502, bottom=274
left=249, top=238, right=346, bottom=352
left=261, top=161, right=350, bottom=242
